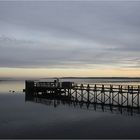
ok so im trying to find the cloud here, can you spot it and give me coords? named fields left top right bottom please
left=0, top=1, right=140, bottom=69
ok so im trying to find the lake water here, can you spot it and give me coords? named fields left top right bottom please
left=0, top=79, right=140, bottom=138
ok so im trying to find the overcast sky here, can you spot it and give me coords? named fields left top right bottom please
left=0, top=1, right=140, bottom=77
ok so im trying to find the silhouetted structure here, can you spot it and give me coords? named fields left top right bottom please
left=24, top=80, right=140, bottom=109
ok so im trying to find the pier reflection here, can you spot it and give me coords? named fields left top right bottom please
left=25, top=93, right=140, bottom=116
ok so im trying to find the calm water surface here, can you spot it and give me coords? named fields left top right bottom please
left=0, top=80, right=140, bottom=138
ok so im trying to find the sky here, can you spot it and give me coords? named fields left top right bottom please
left=0, top=0, right=140, bottom=78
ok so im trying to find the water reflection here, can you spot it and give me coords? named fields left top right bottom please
left=25, top=93, right=140, bottom=116
left=0, top=81, right=140, bottom=138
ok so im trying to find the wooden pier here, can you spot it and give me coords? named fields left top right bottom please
left=24, top=80, right=140, bottom=109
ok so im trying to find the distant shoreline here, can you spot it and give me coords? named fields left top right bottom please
left=1, top=77, right=140, bottom=81
left=59, top=77, right=140, bottom=79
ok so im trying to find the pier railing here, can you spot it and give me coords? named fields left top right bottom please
left=74, top=84, right=140, bottom=93
left=71, top=84, right=140, bottom=108
left=25, top=80, right=140, bottom=109
left=35, top=81, right=58, bottom=88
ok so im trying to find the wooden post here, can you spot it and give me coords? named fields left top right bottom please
left=109, top=85, right=112, bottom=104
left=81, top=84, right=83, bottom=102
left=75, top=89, right=78, bottom=102
left=87, top=84, right=90, bottom=103
left=68, top=89, right=71, bottom=98
left=127, top=86, right=129, bottom=107
left=132, top=86, right=134, bottom=108
left=101, top=85, right=104, bottom=104
left=64, top=89, right=66, bottom=96
left=104, top=91, right=105, bottom=104
left=118, top=85, right=120, bottom=106
left=112, top=93, right=114, bottom=106
left=120, top=86, right=123, bottom=106
left=94, top=84, right=97, bottom=103
left=138, top=86, right=140, bottom=108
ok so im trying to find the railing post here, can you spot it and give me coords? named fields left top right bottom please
left=117, top=85, right=120, bottom=106
left=131, top=86, right=134, bottom=108
left=87, top=84, right=90, bottom=103
left=127, top=86, right=129, bottom=107
left=68, top=88, right=71, bottom=98
left=75, top=89, right=78, bottom=102
left=138, top=86, right=140, bottom=108
left=81, top=84, right=84, bottom=102
left=120, top=85, right=123, bottom=106
left=109, top=85, right=112, bottom=104
left=94, top=84, right=97, bottom=103
left=101, top=85, right=104, bottom=104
